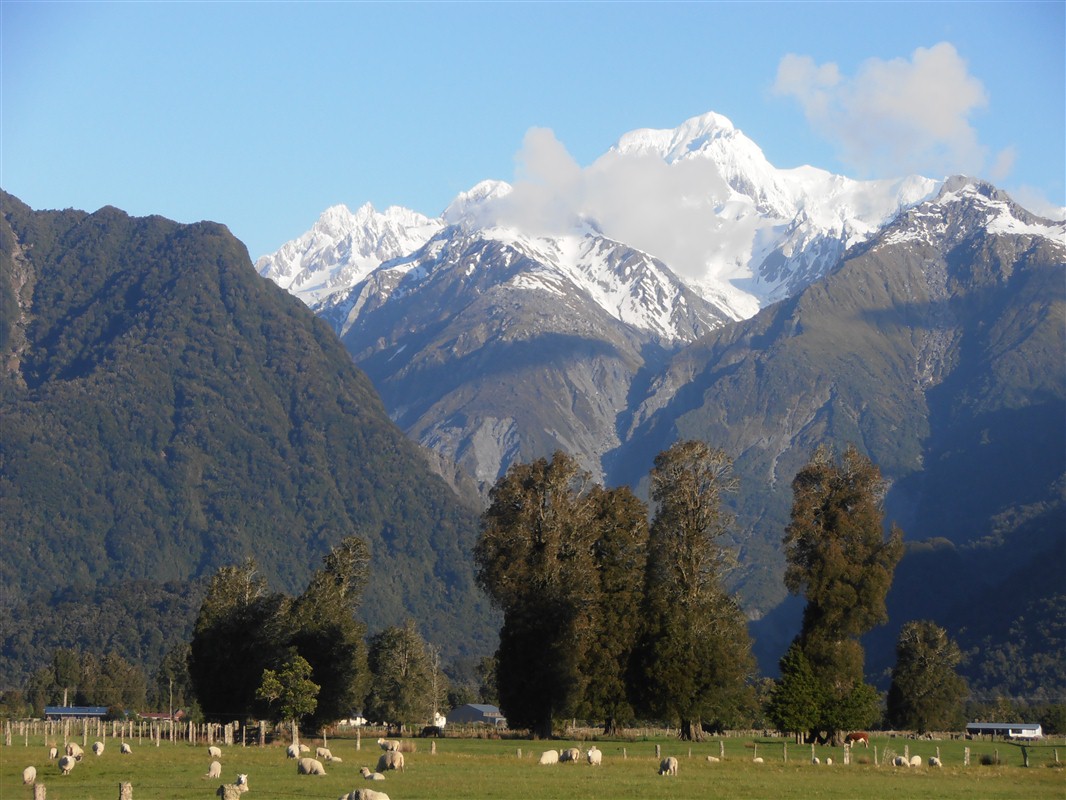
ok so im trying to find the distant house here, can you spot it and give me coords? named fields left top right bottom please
left=966, top=722, right=1043, bottom=740
left=448, top=703, right=506, bottom=727
left=44, top=706, right=108, bottom=720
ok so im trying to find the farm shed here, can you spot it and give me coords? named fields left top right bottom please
left=448, top=703, right=507, bottom=727
left=966, top=722, right=1044, bottom=739
left=44, top=705, right=108, bottom=720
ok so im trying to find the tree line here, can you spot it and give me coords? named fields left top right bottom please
left=9, top=440, right=1052, bottom=740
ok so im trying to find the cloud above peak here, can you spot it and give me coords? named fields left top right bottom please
left=774, top=43, right=1001, bottom=181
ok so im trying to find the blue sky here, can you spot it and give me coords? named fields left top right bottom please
left=3, top=1, right=1063, bottom=260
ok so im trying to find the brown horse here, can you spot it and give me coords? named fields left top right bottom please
left=845, top=731, right=870, bottom=748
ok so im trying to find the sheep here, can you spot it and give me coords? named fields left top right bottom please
left=235, top=773, right=249, bottom=793
left=909, top=754, right=922, bottom=767
left=208, top=745, right=223, bottom=758
left=330, top=755, right=344, bottom=763
left=120, top=742, right=132, bottom=754
left=811, top=756, right=820, bottom=764
left=537, top=749, right=559, bottom=765
left=23, top=766, right=36, bottom=784
left=299, top=744, right=310, bottom=753
left=559, top=747, right=581, bottom=763
left=658, top=756, right=678, bottom=776
left=825, top=757, right=833, bottom=766
left=297, top=757, right=327, bottom=775
left=586, top=745, right=602, bottom=766
left=317, top=746, right=333, bottom=760
left=93, top=740, right=105, bottom=756
left=58, top=755, right=77, bottom=775
left=706, top=755, right=720, bottom=763
left=66, top=742, right=84, bottom=760
left=48, top=746, right=58, bottom=760
left=376, top=750, right=405, bottom=772
left=205, top=760, right=223, bottom=779
left=893, top=755, right=908, bottom=767
left=377, top=737, right=400, bottom=752
left=339, top=790, right=391, bottom=800
left=752, top=756, right=764, bottom=764
left=287, top=743, right=300, bottom=759
left=360, top=766, right=386, bottom=780
left=929, top=756, right=943, bottom=767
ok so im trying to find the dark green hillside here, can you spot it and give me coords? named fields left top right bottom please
left=0, top=192, right=494, bottom=686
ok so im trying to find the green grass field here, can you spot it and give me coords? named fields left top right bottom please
left=2, top=734, right=1063, bottom=800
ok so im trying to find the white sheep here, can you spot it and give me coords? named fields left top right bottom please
left=537, top=749, right=559, bottom=765
left=825, top=757, right=833, bottom=765
left=377, top=737, right=400, bottom=752
left=235, top=773, right=249, bottom=793
left=330, top=755, right=344, bottom=763
left=929, top=756, right=942, bottom=767
left=66, top=742, right=83, bottom=760
left=339, top=790, right=391, bottom=800
left=299, top=743, right=310, bottom=753
left=909, top=754, right=922, bottom=767
left=58, top=755, right=77, bottom=775
left=893, top=755, right=908, bottom=767
left=376, top=750, right=405, bottom=772
left=559, top=746, right=581, bottom=763
left=752, top=756, right=764, bottom=763
left=23, top=766, right=36, bottom=784
left=208, top=745, right=222, bottom=758
left=317, top=746, right=333, bottom=760
left=706, top=755, right=720, bottom=763
left=93, top=740, right=105, bottom=756
left=120, top=742, right=132, bottom=754
left=811, top=756, right=820, bottom=764
left=287, top=743, right=300, bottom=759
left=205, top=760, right=222, bottom=779
left=658, top=756, right=678, bottom=776
left=586, top=745, right=602, bottom=766
left=360, top=766, right=386, bottom=780
left=297, top=757, right=327, bottom=775
left=48, top=746, right=58, bottom=760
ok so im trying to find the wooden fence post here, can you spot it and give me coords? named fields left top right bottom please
left=118, top=781, right=132, bottom=800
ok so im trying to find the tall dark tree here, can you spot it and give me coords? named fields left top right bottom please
left=783, top=443, right=903, bottom=742
left=886, top=620, right=968, bottom=733
left=577, top=485, right=649, bottom=735
left=288, top=536, right=371, bottom=731
left=475, top=452, right=599, bottom=738
left=632, top=440, right=756, bottom=740
left=188, top=560, right=288, bottom=721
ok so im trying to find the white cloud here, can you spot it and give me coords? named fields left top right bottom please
left=473, top=128, right=738, bottom=283
left=774, top=43, right=993, bottom=180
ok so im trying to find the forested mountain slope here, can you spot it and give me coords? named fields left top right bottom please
left=0, top=192, right=494, bottom=685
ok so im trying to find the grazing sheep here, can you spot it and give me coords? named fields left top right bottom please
left=929, top=756, right=942, bottom=767
left=811, top=756, right=820, bottom=764
left=893, top=755, right=908, bottom=767
left=376, top=750, right=405, bottom=772
left=752, top=756, right=764, bottom=764
left=317, top=747, right=333, bottom=760
left=208, top=745, right=222, bottom=758
left=360, top=766, right=386, bottom=780
left=559, top=747, right=581, bottom=763
left=48, top=746, right=58, bottom=760
left=205, top=760, right=222, bottom=779
left=299, top=744, right=310, bottom=753
left=58, top=755, right=77, bottom=775
left=93, top=741, right=105, bottom=756
left=66, top=742, right=83, bottom=760
left=330, top=755, right=344, bottom=763
left=586, top=746, right=602, bottom=766
left=339, top=790, right=391, bottom=800
left=538, top=749, right=559, bottom=765
left=23, top=766, right=36, bottom=784
left=287, top=743, right=300, bottom=759
left=658, top=756, right=678, bottom=776
left=706, top=755, right=720, bottom=763
left=120, top=742, right=132, bottom=754
left=377, top=737, right=400, bottom=752
left=909, top=754, right=922, bottom=767
left=297, top=757, right=327, bottom=775
left=826, top=757, right=833, bottom=766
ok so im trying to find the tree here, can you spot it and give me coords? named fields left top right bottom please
left=474, top=452, right=600, bottom=738
left=782, top=443, right=904, bottom=742
left=257, top=653, right=320, bottom=742
left=188, top=559, right=289, bottom=721
left=365, top=620, right=445, bottom=733
left=766, top=643, right=826, bottom=739
left=287, top=536, right=371, bottom=731
left=577, top=485, right=649, bottom=735
left=886, top=621, right=968, bottom=733
left=631, top=440, right=756, bottom=740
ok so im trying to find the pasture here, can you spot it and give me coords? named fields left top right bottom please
left=2, top=733, right=1063, bottom=800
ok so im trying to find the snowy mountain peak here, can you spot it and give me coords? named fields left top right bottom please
left=443, top=180, right=513, bottom=224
